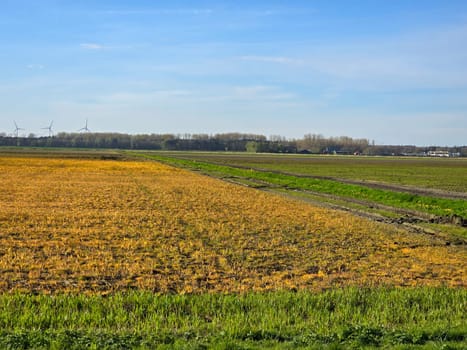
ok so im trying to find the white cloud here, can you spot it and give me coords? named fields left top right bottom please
left=26, top=64, right=45, bottom=69
left=79, top=43, right=137, bottom=51
left=239, top=55, right=303, bottom=65
left=300, top=24, right=467, bottom=90
left=86, top=90, right=195, bottom=107
left=101, top=9, right=213, bottom=16
left=232, top=85, right=296, bottom=101
left=80, top=43, right=105, bottom=50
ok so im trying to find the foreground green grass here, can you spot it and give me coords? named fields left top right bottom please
left=0, top=288, right=465, bottom=349
left=134, top=153, right=467, bottom=219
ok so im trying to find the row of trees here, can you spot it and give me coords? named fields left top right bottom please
left=0, top=132, right=465, bottom=156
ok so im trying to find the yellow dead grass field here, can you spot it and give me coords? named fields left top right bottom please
left=0, top=156, right=465, bottom=294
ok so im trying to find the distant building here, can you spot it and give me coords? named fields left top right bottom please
left=427, top=150, right=456, bottom=157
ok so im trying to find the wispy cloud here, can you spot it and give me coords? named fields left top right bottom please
left=239, top=55, right=304, bottom=65
left=100, top=9, right=213, bottom=16
left=97, top=90, right=194, bottom=105
left=269, top=23, right=467, bottom=92
left=237, top=24, right=467, bottom=92
left=232, top=85, right=296, bottom=101
left=244, top=8, right=317, bottom=17
left=26, top=64, right=45, bottom=70
left=80, top=43, right=106, bottom=50
left=79, top=43, right=136, bottom=51
left=98, top=7, right=312, bottom=18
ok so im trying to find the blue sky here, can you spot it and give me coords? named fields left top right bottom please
left=1, top=0, right=466, bottom=145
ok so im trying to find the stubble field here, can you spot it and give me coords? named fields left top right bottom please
left=0, top=152, right=466, bottom=349
left=1, top=155, right=465, bottom=294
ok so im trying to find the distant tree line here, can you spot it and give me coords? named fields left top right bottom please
left=0, top=132, right=465, bottom=156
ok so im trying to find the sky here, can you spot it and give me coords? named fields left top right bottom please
left=1, top=0, right=466, bottom=146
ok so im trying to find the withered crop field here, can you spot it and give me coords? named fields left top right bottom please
left=1, top=154, right=465, bottom=294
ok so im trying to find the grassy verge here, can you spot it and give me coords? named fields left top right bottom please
left=0, top=288, right=465, bottom=349
left=133, top=153, right=466, bottom=219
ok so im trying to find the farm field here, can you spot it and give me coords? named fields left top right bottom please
left=152, top=152, right=467, bottom=193
left=136, top=152, right=467, bottom=242
left=0, top=150, right=466, bottom=348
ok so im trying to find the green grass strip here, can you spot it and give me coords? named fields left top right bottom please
left=0, top=288, right=465, bottom=349
left=134, top=153, right=467, bottom=219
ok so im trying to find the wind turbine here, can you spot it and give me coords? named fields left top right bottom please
left=42, top=120, right=54, bottom=137
left=78, top=119, right=91, bottom=132
left=13, top=121, right=25, bottom=137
